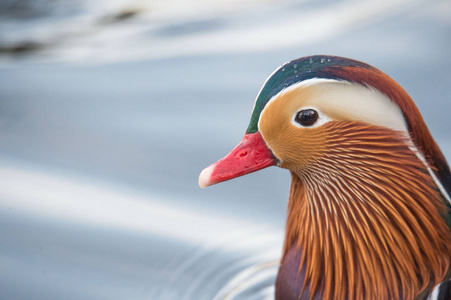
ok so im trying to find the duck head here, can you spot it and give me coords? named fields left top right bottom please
left=199, top=55, right=451, bottom=300
left=199, top=55, right=449, bottom=195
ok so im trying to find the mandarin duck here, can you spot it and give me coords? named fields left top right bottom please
left=199, top=56, right=451, bottom=300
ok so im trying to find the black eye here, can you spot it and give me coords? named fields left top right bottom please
left=295, top=109, right=319, bottom=126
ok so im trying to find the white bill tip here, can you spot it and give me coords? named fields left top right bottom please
left=198, top=165, right=214, bottom=188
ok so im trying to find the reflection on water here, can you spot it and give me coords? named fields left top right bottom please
left=0, top=161, right=283, bottom=299
left=0, top=0, right=450, bottom=299
left=214, top=260, right=278, bottom=300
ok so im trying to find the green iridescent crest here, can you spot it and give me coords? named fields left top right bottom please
left=246, top=55, right=372, bottom=133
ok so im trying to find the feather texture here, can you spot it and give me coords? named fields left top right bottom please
left=280, top=122, right=451, bottom=300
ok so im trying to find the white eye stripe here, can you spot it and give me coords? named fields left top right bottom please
left=256, top=78, right=338, bottom=132
left=291, top=107, right=332, bottom=128
left=259, top=79, right=408, bottom=134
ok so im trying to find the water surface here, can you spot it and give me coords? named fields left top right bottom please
left=0, top=0, right=450, bottom=299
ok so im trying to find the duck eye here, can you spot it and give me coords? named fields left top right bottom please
left=295, top=109, right=318, bottom=126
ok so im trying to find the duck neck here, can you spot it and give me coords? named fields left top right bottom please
left=281, top=143, right=451, bottom=300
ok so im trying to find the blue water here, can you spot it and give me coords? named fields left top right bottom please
left=0, top=0, right=450, bottom=299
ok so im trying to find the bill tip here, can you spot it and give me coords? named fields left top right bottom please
left=198, top=165, right=214, bottom=188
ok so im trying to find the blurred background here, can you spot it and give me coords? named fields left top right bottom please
left=0, top=0, right=450, bottom=299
